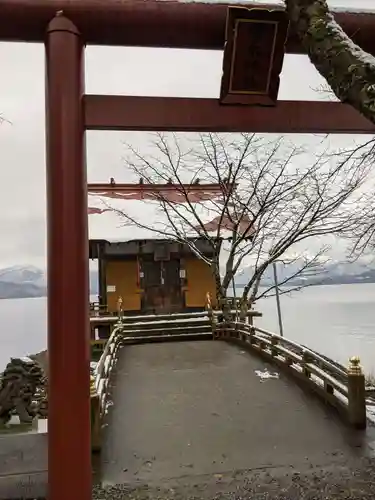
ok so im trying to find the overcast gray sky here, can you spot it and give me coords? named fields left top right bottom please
left=0, top=0, right=373, bottom=268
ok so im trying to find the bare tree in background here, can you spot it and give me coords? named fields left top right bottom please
left=281, top=0, right=375, bottom=253
left=106, top=133, right=369, bottom=308
left=285, top=0, right=375, bottom=124
left=338, top=139, right=375, bottom=257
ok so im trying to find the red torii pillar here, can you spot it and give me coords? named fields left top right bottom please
left=45, top=12, right=91, bottom=500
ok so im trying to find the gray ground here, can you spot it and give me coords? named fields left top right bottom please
left=3, top=340, right=375, bottom=499
left=96, top=340, right=375, bottom=499
left=92, top=460, right=375, bottom=500
left=0, top=430, right=47, bottom=499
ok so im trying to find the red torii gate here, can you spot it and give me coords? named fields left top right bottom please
left=1, top=2, right=375, bottom=500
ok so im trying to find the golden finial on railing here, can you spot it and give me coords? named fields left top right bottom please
left=117, top=296, right=123, bottom=322
left=90, top=375, right=97, bottom=397
left=117, top=296, right=123, bottom=312
left=348, top=356, right=362, bottom=375
left=206, top=292, right=212, bottom=311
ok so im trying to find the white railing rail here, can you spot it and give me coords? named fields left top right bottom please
left=215, top=320, right=367, bottom=429
left=253, top=324, right=348, bottom=382
left=94, top=322, right=123, bottom=417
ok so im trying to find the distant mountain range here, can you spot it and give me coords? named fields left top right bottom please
left=1, top=259, right=375, bottom=299
left=0, top=265, right=99, bottom=299
left=235, top=258, right=375, bottom=288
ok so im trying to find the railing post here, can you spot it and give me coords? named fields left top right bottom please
left=233, top=322, right=239, bottom=339
left=117, top=296, right=123, bottom=323
left=206, top=292, right=219, bottom=338
left=270, top=336, right=278, bottom=357
left=248, top=310, right=254, bottom=326
left=239, top=299, right=248, bottom=323
left=206, top=292, right=213, bottom=325
left=302, top=351, right=312, bottom=378
left=258, top=339, right=266, bottom=351
left=90, top=376, right=101, bottom=452
left=221, top=297, right=231, bottom=322
left=212, top=314, right=218, bottom=338
left=347, top=356, right=366, bottom=429
left=248, top=325, right=255, bottom=345
left=285, top=356, right=293, bottom=367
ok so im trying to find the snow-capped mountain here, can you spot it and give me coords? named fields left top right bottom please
left=0, top=265, right=46, bottom=286
left=1, top=258, right=375, bottom=300
left=235, top=258, right=375, bottom=287
left=0, top=266, right=98, bottom=299
left=0, top=265, right=47, bottom=299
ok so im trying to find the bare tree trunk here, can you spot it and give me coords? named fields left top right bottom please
left=210, top=258, right=230, bottom=321
left=285, top=0, right=375, bottom=124
left=214, top=268, right=225, bottom=303
left=239, top=297, right=248, bottom=322
left=247, top=273, right=263, bottom=305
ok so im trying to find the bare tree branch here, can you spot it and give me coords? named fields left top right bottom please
left=95, top=132, right=370, bottom=304
left=253, top=250, right=329, bottom=301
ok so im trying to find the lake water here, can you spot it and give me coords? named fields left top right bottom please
left=0, top=283, right=375, bottom=374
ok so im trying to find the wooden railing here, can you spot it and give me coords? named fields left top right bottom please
left=94, top=324, right=123, bottom=416
left=205, top=292, right=262, bottom=325
left=215, top=320, right=367, bottom=429
left=90, top=301, right=108, bottom=317
left=91, top=321, right=124, bottom=450
left=90, top=339, right=106, bottom=361
left=90, top=293, right=367, bottom=449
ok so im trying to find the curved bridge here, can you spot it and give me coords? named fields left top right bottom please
left=92, top=307, right=375, bottom=497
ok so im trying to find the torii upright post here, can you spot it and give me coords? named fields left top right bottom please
left=45, top=12, right=91, bottom=500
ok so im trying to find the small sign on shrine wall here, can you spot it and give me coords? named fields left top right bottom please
left=220, top=7, right=289, bottom=106
left=107, top=285, right=116, bottom=293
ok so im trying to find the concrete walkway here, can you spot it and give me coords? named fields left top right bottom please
left=2, top=339, right=374, bottom=498
left=0, top=425, right=48, bottom=498
left=101, top=340, right=372, bottom=490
